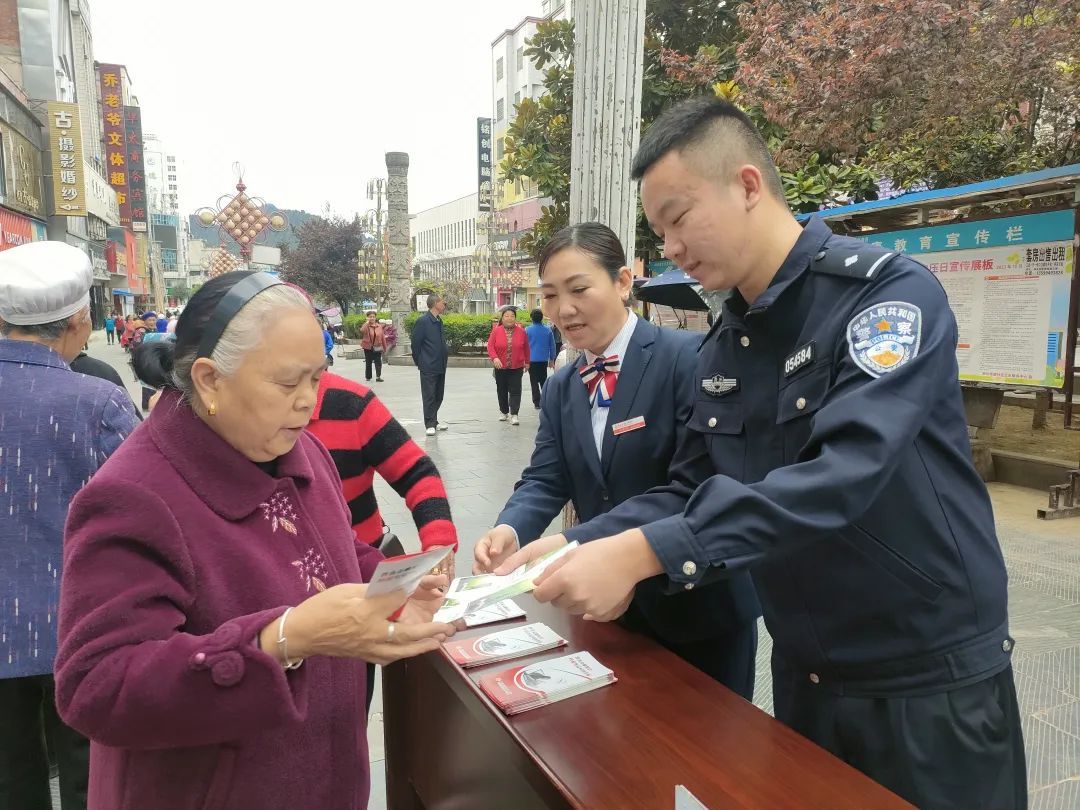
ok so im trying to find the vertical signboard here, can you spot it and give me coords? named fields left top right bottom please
left=98, top=64, right=130, bottom=227
left=46, top=101, right=87, bottom=216
left=124, top=106, right=148, bottom=233
left=477, top=117, right=493, bottom=213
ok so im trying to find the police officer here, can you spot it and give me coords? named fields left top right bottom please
left=499, top=97, right=1027, bottom=808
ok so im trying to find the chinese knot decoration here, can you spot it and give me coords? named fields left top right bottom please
left=194, top=173, right=287, bottom=261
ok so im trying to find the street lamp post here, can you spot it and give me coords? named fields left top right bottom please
left=478, top=211, right=510, bottom=310
left=366, top=179, right=386, bottom=284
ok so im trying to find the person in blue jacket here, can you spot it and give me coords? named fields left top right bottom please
left=474, top=222, right=760, bottom=697
left=498, top=99, right=1026, bottom=808
left=523, top=308, right=557, bottom=409
left=320, top=318, right=335, bottom=363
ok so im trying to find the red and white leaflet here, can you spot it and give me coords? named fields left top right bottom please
left=364, top=545, right=453, bottom=599
left=444, top=623, right=566, bottom=668
left=478, top=652, right=616, bottom=714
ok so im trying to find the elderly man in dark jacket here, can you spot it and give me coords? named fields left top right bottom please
left=0, top=241, right=139, bottom=810
left=410, top=293, right=450, bottom=436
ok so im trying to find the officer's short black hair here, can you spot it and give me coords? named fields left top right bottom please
left=631, top=97, right=786, bottom=203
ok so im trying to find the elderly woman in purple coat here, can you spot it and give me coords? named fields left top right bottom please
left=55, top=271, right=457, bottom=810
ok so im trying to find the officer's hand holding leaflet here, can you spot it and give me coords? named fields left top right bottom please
left=530, top=532, right=652, bottom=621
left=490, top=533, right=566, bottom=575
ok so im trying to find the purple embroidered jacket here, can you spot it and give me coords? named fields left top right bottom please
left=0, top=339, right=138, bottom=679
left=55, top=390, right=383, bottom=809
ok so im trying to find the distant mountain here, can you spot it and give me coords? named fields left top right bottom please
left=187, top=204, right=318, bottom=252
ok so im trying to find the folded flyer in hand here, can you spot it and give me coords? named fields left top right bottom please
left=478, top=651, right=616, bottom=715
left=437, top=541, right=579, bottom=622
left=434, top=598, right=526, bottom=626
left=444, top=622, right=566, bottom=668
left=364, top=545, right=453, bottom=599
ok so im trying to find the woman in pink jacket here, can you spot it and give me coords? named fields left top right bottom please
left=486, top=305, right=531, bottom=425
left=55, top=271, right=456, bottom=809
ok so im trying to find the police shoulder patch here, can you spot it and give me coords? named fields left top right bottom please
left=845, top=301, right=922, bottom=378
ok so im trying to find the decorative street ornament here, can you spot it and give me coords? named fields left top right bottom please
left=194, top=166, right=288, bottom=261
left=204, top=246, right=242, bottom=279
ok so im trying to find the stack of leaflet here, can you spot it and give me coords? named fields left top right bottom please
left=434, top=542, right=578, bottom=623
left=452, top=599, right=526, bottom=627
left=444, top=623, right=566, bottom=668
left=477, top=651, right=616, bottom=715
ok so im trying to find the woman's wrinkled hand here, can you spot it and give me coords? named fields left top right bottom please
left=261, top=583, right=457, bottom=667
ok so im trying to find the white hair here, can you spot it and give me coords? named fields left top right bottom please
left=170, top=284, right=313, bottom=401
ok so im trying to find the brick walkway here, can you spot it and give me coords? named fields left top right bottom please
left=53, top=333, right=1079, bottom=808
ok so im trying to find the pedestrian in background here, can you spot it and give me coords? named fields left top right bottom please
left=524, top=307, right=556, bottom=409
left=320, top=317, right=335, bottom=366
left=360, top=310, right=387, bottom=383
left=486, top=305, right=530, bottom=425
left=120, top=314, right=136, bottom=350
left=0, top=241, right=139, bottom=810
left=410, top=294, right=449, bottom=436
left=155, top=312, right=168, bottom=333
left=104, top=312, right=116, bottom=345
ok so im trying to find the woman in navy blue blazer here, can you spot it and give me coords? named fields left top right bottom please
left=474, top=223, right=760, bottom=697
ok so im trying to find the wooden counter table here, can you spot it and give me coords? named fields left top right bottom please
left=383, top=596, right=912, bottom=809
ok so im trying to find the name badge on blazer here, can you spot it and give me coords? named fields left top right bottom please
left=612, top=416, right=646, bottom=436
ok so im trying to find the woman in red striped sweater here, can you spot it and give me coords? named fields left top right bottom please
left=307, top=370, right=458, bottom=710
left=307, top=371, right=458, bottom=561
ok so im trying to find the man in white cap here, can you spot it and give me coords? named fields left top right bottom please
left=0, top=241, right=139, bottom=809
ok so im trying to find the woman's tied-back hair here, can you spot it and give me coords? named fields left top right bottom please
left=132, top=271, right=312, bottom=403
left=537, top=222, right=627, bottom=280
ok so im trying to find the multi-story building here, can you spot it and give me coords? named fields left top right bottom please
left=489, top=1, right=569, bottom=309
left=144, top=133, right=190, bottom=300
left=0, top=71, right=49, bottom=253
left=0, top=0, right=129, bottom=322
left=410, top=192, right=481, bottom=311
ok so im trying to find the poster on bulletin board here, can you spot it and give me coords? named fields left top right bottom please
left=858, top=209, right=1075, bottom=388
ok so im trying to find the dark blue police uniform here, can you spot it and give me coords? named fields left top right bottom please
left=498, top=318, right=761, bottom=697
left=566, top=217, right=1027, bottom=808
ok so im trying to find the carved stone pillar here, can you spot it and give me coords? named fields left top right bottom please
left=385, top=152, right=411, bottom=356
left=568, top=0, right=647, bottom=260
left=564, top=0, right=646, bottom=529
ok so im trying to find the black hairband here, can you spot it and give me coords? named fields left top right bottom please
left=196, top=273, right=283, bottom=359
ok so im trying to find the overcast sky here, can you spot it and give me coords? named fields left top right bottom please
left=90, top=0, right=542, bottom=218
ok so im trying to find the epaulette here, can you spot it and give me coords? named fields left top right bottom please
left=810, top=241, right=897, bottom=281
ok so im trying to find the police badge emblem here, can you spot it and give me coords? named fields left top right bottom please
left=846, top=301, right=922, bottom=378
left=701, top=375, right=739, bottom=396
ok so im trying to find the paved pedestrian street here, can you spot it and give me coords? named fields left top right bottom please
left=58, top=333, right=1080, bottom=808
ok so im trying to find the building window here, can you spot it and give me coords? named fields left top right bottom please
left=517, top=47, right=524, bottom=71
left=496, top=98, right=504, bottom=121
left=0, top=135, right=6, bottom=198
left=514, top=91, right=520, bottom=106
left=496, top=137, right=504, bottom=159
left=496, top=57, right=504, bottom=80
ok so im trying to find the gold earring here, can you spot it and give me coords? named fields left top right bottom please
left=208, top=402, right=217, bottom=416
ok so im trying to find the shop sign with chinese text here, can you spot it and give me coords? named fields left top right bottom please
left=46, top=102, right=87, bottom=216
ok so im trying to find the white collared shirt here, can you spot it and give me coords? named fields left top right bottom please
left=583, top=311, right=637, bottom=458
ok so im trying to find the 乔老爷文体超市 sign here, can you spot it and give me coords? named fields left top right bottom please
left=858, top=210, right=1075, bottom=389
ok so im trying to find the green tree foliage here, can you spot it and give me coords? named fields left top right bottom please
left=500, top=20, right=574, bottom=259
left=503, top=10, right=886, bottom=263
left=279, top=214, right=365, bottom=316
left=737, top=0, right=1079, bottom=185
